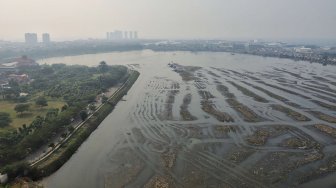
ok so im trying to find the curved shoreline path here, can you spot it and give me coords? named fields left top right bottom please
left=28, top=70, right=140, bottom=182
left=29, top=71, right=136, bottom=167
left=26, top=86, right=118, bottom=164
left=41, top=51, right=336, bottom=188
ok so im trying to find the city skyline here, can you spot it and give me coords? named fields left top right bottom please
left=23, top=33, right=51, bottom=44
left=106, top=30, right=138, bottom=40
left=0, top=0, right=336, bottom=42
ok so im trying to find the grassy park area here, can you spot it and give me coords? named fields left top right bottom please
left=0, top=100, right=65, bottom=130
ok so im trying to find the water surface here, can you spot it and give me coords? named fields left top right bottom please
left=40, top=51, right=336, bottom=188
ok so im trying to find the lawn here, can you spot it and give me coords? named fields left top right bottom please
left=0, top=99, right=65, bottom=131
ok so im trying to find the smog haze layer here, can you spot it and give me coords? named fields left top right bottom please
left=0, top=0, right=336, bottom=41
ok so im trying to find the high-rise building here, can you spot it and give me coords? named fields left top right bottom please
left=42, top=33, right=50, bottom=44
left=25, top=33, right=38, bottom=44
left=106, top=32, right=110, bottom=40
left=107, top=30, right=123, bottom=40
left=124, top=31, right=128, bottom=39
left=110, top=32, right=115, bottom=40
left=115, top=30, right=123, bottom=40
left=134, top=31, right=138, bottom=39
left=106, top=30, right=138, bottom=40
left=129, top=31, right=134, bottom=39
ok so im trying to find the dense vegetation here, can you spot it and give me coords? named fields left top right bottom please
left=19, top=62, right=127, bottom=105
left=0, top=62, right=128, bottom=179
left=0, top=112, right=11, bottom=127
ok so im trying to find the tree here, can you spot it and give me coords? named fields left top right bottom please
left=89, top=104, right=96, bottom=111
left=68, top=126, right=75, bottom=132
left=40, top=66, right=54, bottom=75
left=102, top=96, right=108, bottom=103
left=48, top=143, right=55, bottom=148
left=1, top=161, right=29, bottom=180
left=45, top=108, right=59, bottom=121
left=3, top=87, right=20, bottom=99
left=17, top=96, right=28, bottom=103
left=0, top=112, right=12, bottom=127
left=35, top=96, right=48, bottom=108
left=98, top=61, right=108, bottom=74
left=79, top=110, right=88, bottom=121
left=20, top=124, right=28, bottom=135
left=30, top=116, right=44, bottom=129
left=18, top=127, right=23, bottom=134
left=61, top=105, right=68, bottom=112
left=14, top=103, right=30, bottom=114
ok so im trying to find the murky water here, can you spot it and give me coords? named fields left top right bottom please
left=40, top=50, right=336, bottom=188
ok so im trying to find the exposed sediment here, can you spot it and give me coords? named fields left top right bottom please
left=271, top=104, right=310, bottom=121
left=201, top=100, right=234, bottom=122
left=313, top=124, right=336, bottom=138
left=161, top=149, right=177, bottom=169
left=41, top=61, right=336, bottom=187
left=144, top=175, right=175, bottom=188
left=180, top=94, right=197, bottom=121
left=160, top=89, right=179, bottom=120
left=227, top=98, right=263, bottom=122
left=216, top=84, right=263, bottom=122
left=308, top=111, right=336, bottom=123
left=228, top=81, right=268, bottom=103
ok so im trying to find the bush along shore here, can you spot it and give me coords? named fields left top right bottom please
left=1, top=70, right=140, bottom=183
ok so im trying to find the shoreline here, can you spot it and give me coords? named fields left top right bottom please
left=32, top=49, right=334, bottom=67
left=28, top=70, right=140, bottom=180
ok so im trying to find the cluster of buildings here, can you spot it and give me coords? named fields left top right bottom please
left=242, top=41, right=336, bottom=65
left=25, top=33, right=51, bottom=45
left=106, top=30, right=138, bottom=40
left=0, top=56, right=37, bottom=90
left=146, top=40, right=336, bottom=65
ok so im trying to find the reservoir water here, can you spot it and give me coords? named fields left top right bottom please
left=39, top=50, right=336, bottom=187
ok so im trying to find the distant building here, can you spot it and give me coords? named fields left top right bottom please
left=124, top=31, right=128, bottom=39
left=295, top=47, right=312, bottom=54
left=8, top=74, right=30, bottom=83
left=42, top=33, right=51, bottom=44
left=25, top=33, right=38, bottom=45
left=4, top=56, right=38, bottom=67
left=106, top=30, right=138, bottom=40
left=0, top=66, right=16, bottom=73
left=129, top=31, right=134, bottom=39
left=111, top=32, right=116, bottom=40
left=19, top=92, right=29, bottom=97
left=0, top=81, right=9, bottom=88
left=115, top=30, right=123, bottom=40
left=134, top=31, right=138, bottom=39
left=107, top=30, right=123, bottom=40
left=106, top=32, right=110, bottom=40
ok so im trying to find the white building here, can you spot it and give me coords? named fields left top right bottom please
left=295, top=47, right=312, bottom=53
left=0, top=173, right=8, bottom=184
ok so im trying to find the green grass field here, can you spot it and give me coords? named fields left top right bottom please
left=0, top=99, right=65, bottom=132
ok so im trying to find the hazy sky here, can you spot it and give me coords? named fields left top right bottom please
left=1, top=0, right=336, bottom=41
